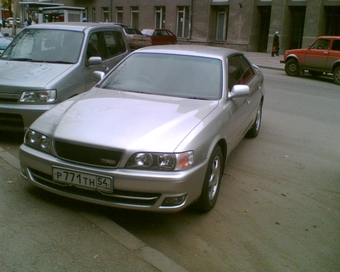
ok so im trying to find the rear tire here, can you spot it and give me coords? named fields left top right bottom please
left=285, top=59, right=300, bottom=77
left=333, top=66, right=340, bottom=85
left=195, top=145, right=224, bottom=212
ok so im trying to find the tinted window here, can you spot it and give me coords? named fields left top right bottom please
left=228, top=55, right=255, bottom=89
left=331, top=40, right=340, bottom=51
left=86, top=31, right=126, bottom=60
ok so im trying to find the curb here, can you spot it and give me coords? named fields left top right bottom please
left=0, top=146, right=187, bottom=272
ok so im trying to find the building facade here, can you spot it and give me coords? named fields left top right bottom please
left=18, top=0, right=340, bottom=52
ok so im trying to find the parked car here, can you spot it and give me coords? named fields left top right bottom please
left=281, top=36, right=340, bottom=85
left=0, top=22, right=130, bottom=132
left=20, top=45, right=265, bottom=213
left=0, top=31, right=11, bottom=54
left=121, top=26, right=152, bottom=50
left=6, top=17, right=20, bottom=27
left=141, top=28, right=177, bottom=45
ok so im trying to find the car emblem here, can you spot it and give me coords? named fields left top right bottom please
left=100, top=158, right=116, bottom=165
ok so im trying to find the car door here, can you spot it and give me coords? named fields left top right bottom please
left=304, top=38, right=331, bottom=70
left=84, top=30, right=129, bottom=91
left=227, top=55, right=260, bottom=147
left=151, top=30, right=164, bottom=45
left=327, top=39, right=340, bottom=71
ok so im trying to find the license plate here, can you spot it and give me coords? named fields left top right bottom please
left=52, top=167, right=113, bottom=193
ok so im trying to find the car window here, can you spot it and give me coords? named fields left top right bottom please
left=228, top=55, right=255, bottom=90
left=125, top=27, right=142, bottom=35
left=331, top=40, right=340, bottom=51
left=100, top=53, right=222, bottom=100
left=87, top=31, right=126, bottom=60
left=0, top=29, right=84, bottom=63
left=311, top=39, right=330, bottom=50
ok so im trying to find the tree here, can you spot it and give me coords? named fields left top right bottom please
left=2, top=0, right=13, bottom=15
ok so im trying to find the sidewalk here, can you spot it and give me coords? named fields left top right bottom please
left=244, top=51, right=284, bottom=71
left=0, top=147, right=187, bottom=272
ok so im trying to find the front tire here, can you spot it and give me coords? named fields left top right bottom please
left=285, top=59, right=300, bottom=77
left=333, top=66, right=340, bottom=85
left=195, top=145, right=224, bottom=212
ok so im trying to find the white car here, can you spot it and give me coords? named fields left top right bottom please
left=20, top=45, right=265, bottom=213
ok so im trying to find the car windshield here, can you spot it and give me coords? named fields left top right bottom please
left=0, top=29, right=84, bottom=64
left=100, top=53, right=222, bottom=100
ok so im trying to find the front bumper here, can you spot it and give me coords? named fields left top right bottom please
left=0, top=103, right=53, bottom=132
left=19, top=144, right=208, bottom=212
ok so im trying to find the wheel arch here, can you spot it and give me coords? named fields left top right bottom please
left=216, top=139, right=227, bottom=166
left=332, top=61, right=340, bottom=73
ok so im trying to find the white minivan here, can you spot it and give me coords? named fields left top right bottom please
left=0, top=22, right=130, bottom=132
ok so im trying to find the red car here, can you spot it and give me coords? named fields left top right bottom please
left=281, top=36, right=340, bottom=85
left=141, top=29, right=177, bottom=45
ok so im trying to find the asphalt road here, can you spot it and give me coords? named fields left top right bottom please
left=1, top=69, right=339, bottom=271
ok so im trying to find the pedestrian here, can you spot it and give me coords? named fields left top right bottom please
left=2, top=19, right=6, bottom=28
left=24, top=19, right=28, bottom=27
left=272, top=31, right=280, bottom=57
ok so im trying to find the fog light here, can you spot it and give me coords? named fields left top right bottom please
left=21, top=166, right=28, bottom=178
left=162, top=195, right=187, bottom=207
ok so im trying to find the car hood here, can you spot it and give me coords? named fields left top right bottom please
left=0, top=60, right=72, bottom=89
left=285, top=48, right=307, bottom=55
left=33, top=88, right=218, bottom=152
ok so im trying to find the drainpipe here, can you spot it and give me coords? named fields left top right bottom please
left=188, top=0, right=193, bottom=40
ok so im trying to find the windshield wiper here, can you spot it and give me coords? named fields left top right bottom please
left=8, top=57, right=33, bottom=61
left=183, top=96, right=209, bottom=100
left=44, top=60, right=74, bottom=64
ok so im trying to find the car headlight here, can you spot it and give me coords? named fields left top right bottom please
left=126, top=151, right=193, bottom=171
left=24, top=129, right=52, bottom=153
left=20, top=90, right=56, bottom=103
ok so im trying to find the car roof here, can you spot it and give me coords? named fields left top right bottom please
left=27, top=22, right=123, bottom=32
left=142, top=28, right=171, bottom=31
left=133, top=45, right=241, bottom=59
left=316, top=36, right=340, bottom=40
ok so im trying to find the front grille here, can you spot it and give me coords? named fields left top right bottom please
left=29, top=168, right=160, bottom=207
left=0, top=97, right=18, bottom=102
left=0, top=113, right=24, bottom=131
left=54, top=141, right=123, bottom=168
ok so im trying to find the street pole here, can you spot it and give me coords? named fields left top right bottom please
left=12, top=0, right=18, bottom=36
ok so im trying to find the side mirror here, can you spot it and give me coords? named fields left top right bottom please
left=88, top=56, right=102, bottom=66
left=92, top=71, right=105, bottom=82
left=228, top=85, right=249, bottom=100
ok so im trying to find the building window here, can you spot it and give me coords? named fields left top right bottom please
left=177, top=6, right=189, bottom=38
left=155, top=6, right=165, bottom=28
left=116, top=7, right=123, bottom=24
left=131, top=7, right=139, bottom=28
left=102, top=7, right=109, bottom=22
left=216, top=7, right=229, bottom=41
left=92, top=8, right=96, bottom=22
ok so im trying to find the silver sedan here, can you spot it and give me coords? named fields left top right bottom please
left=19, top=45, right=265, bottom=213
